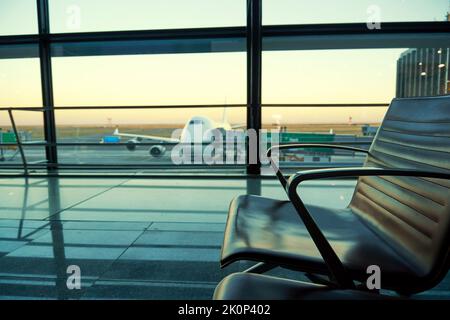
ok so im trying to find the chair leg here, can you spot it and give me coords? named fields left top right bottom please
left=244, top=262, right=277, bottom=274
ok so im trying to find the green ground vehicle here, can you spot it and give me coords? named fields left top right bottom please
left=0, top=131, right=18, bottom=161
left=0, top=131, right=18, bottom=144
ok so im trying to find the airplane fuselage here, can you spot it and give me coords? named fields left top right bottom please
left=180, top=116, right=231, bottom=143
left=115, top=115, right=237, bottom=158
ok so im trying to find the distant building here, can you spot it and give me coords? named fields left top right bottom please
left=396, top=13, right=450, bottom=97
left=396, top=47, right=450, bottom=98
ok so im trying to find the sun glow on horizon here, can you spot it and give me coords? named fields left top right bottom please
left=0, top=0, right=448, bottom=127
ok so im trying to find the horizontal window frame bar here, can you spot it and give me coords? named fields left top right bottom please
left=0, top=103, right=389, bottom=111
left=48, top=27, right=246, bottom=43
left=0, top=142, right=246, bottom=147
left=0, top=141, right=372, bottom=147
left=0, top=21, right=448, bottom=45
left=50, top=37, right=246, bottom=58
left=263, top=33, right=450, bottom=51
left=0, top=104, right=246, bottom=111
left=0, top=172, right=359, bottom=180
left=263, top=22, right=450, bottom=37
left=0, top=163, right=246, bottom=169
left=0, top=35, right=40, bottom=45
left=262, top=103, right=390, bottom=107
left=0, top=27, right=245, bottom=45
left=0, top=173, right=275, bottom=180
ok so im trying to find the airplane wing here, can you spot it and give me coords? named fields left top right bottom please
left=21, top=140, right=47, bottom=144
left=17, top=140, right=48, bottom=146
left=231, top=124, right=246, bottom=129
left=113, top=128, right=179, bottom=143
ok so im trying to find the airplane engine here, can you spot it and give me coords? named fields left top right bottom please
left=149, top=145, right=166, bottom=157
left=126, top=139, right=140, bottom=151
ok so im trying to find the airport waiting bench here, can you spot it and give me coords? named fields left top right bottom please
left=215, top=96, right=450, bottom=300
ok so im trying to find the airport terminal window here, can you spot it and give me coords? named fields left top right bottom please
left=0, top=45, right=42, bottom=108
left=261, top=106, right=386, bottom=170
left=54, top=107, right=246, bottom=166
left=262, top=49, right=405, bottom=104
left=0, top=143, right=46, bottom=167
left=51, top=42, right=246, bottom=107
left=0, top=110, right=46, bottom=166
left=0, top=0, right=448, bottom=173
left=0, top=0, right=38, bottom=35
left=262, top=46, right=450, bottom=169
left=49, top=0, right=246, bottom=33
left=263, top=0, right=450, bottom=25
left=50, top=37, right=246, bottom=167
left=262, top=106, right=389, bottom=134
left=0, top=45, right=45, bottom=168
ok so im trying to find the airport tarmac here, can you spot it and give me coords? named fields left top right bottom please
left=0, top=134, right=368, bottom=169
left=1, top=146, right=366, bottom=172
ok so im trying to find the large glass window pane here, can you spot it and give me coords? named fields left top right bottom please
left=0, top=0, right=38, bottom=35
left=262, top=45, right=450, bottom=170
left=263, top=0, right=450, bottom=25
left=0, top=45, right=43, bottom=169
left=0, top=110, right=46, bottom=166
left=54, top=107, right=246, bottom=167
left=49, top=0, right=246, bottom=33
left=263, top=48, right=406, bottom=104
left=51, top=40, right=246, bottom=106
left=263, top=106, right=389, bottom=132
left=0, top=45, right=42, bottom=108
left=50, top=38, right=246, bottom=170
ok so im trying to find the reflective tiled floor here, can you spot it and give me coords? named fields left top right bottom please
left=0, top=177, right=448, bottom=299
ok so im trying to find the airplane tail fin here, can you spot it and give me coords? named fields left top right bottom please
left=113, top=127, right=119, bottom=135
left=222, top=106, right=228, bottom=125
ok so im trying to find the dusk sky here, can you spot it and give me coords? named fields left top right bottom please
left=0, top=0, right=448, bottom=126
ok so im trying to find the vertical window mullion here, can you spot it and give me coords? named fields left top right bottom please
left=37, top=0, right=58, bottom=168
left=246, top=0, right=262, bottom=175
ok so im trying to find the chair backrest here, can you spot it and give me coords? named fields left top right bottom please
left=349, top=96, right=450, bottom=278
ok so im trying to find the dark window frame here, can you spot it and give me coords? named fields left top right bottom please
left=0, top=0, right=448, bottom=175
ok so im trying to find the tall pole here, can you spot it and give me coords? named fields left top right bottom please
left=37, top=0, right=58, bottom=169
left=246, top=0, right=262, bottom=175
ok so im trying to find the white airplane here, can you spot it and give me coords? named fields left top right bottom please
left=113, top=109, right=244, bottom=157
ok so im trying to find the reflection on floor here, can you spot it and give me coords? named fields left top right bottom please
left=0, top=177, right=448, bottom=299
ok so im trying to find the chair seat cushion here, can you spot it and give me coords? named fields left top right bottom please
left=221, top=195, right=420, bottom=289
left=213, top=272, right=397, bottom=300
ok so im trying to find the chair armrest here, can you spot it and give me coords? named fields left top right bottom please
left=268, top=144, right=369, bottom=157
left=285, top=166, right=450, bottom=290
left=266, top=144, right=370, bottom=189
left=287, top=167, right=450, bottom=192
